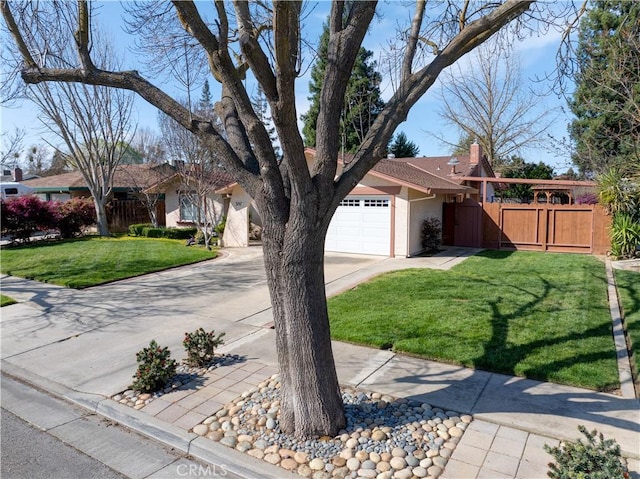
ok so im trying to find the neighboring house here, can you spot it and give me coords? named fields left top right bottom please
left=21, top=164, right=177, bottom=230
left=21, top=164, right=176, bottom=202
left=144, top=168, right=234, bottom=230
left=217, top=144, right=495, bottom=257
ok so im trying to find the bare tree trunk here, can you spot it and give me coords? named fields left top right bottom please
left=94, top=198, right=110, bottom=236
left=262, top=214, right=345, bottom=438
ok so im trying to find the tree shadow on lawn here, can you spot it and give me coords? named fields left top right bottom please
left=380, top=269, right=640, bottom=454
left=472, top=276, right=617, bottom=390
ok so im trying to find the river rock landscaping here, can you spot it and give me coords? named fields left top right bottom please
left=113, top=357, right=471, bottom=478
left=191, top=373, right=471, bottom=478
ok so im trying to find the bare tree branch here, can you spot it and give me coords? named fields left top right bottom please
left=433, top=41, right=557, bottom=166
left=0, top=126, right=25, bottom=167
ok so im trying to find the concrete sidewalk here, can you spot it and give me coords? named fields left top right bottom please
left=1, top=247, right=639, bottom=478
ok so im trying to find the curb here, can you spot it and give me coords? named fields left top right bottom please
left=0, top=361, right=290, bottom=479
left=605, top=260, right=636, bottom=399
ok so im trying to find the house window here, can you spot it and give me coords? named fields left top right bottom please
left=179, top=194, right=201, bottom=222
left=339, top=199, right=360, bottom=207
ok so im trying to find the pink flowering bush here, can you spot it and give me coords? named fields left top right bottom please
left=576, top=192, right=598, bottom=205
left=1, top=196, right=57, bottom=241
left=55, top=198, right=96, bottom=238
left=1, top=196, right=96, bottom=242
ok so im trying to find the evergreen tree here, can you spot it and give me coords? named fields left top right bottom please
left=452, top=132, right=476, bottom=157
left=302, top=23, right=384, bottom=153
left=500, top=156, right=555, bottom=202
left=569, top=1, right=640, bottom=177
left=197, top=79, right=214, bottom=117
left=252, top=84, right=281, bottom=160
left=199, top=79, right=211, bottom=107
left=388, top=132, right=420, bottom=157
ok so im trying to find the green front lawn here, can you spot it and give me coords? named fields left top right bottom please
left=329, top=250, right=619, bottom=392
left=0, top=236, right=217, bottom=288
left=1, top=294, right=17, bottom=307
left=615, top=269, right=640, bottom=388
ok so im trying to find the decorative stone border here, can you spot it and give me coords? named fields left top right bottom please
left=192, top=373, right=472, bottom=478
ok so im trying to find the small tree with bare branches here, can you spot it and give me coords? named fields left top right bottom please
left=21, top=22, right=135, bottom=236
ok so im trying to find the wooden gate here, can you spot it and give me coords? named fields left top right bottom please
left=444, top=198, right=483, bottom=247
left=444, top=201, right=610, bottom=254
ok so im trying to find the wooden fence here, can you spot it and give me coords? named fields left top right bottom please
left=107, top=199, right=165, bottom=232
left=444, top=200, right=611, bottom=255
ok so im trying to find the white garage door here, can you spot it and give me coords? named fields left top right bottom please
left=325, top=196, right=391, bottom=255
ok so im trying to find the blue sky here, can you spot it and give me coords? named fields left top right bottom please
left=1, top=1, right=575, bottom=173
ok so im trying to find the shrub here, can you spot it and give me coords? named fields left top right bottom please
left=1, top=196, right=57, bottom=242
left=130, top=340, right=177, bottom=393
left=544, top=426, right=628, bottom=479
left=215, top=218, right=226, bottom=236
left=610, top=214, right=640, bottom=259
left=55, top=198, right=96, bottom=239
left=131, top=225, right=197, bottom=240
left=128, top=223, right=153, bottom=236
left=163, top=227, right=198, bottom=240
left=576, top=193, right=598, bottom=205
left=596, top=167, right=640, bottom=219
left=421, top=217, right=442, bottom=253
left=142, top=227, right=164, bottom=238
left=183, top=328, right=225, bottom=367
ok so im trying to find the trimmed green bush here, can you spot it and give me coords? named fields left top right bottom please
left=141, top=227, right=164, bottom=238
left=130, top=340, right=177, bottom=393
left=544, top=426, right=628, bottom=479
left=163, top=227, right=198, bottom=240
left=183, top=328, right=225, bottom=367
left=128, top=223, right=154, bottom=236
left=130, top=224, right=198, bottom=240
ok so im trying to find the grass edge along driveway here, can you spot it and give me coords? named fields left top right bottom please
left=0, top=236, right=217, bottom=289
left=329, top=250, right=619, bottom=393
left=615, top=269, right=640, bottom=392
left=1, top=294, right=17, bottom=307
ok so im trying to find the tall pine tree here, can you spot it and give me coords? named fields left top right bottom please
left=569, top=1, right=640, bottom=176
left=252, top=84, right=281, bottom=160
left=388, top=132, right=420, bottom=157
left=302, top=23, right=384, bottom=154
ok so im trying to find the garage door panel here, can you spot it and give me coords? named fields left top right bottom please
left=325, top=196, right=391, bottom=256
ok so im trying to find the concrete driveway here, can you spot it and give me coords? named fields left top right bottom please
left=0, top=247, right=384, bottom=397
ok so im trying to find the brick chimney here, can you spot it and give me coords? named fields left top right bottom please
left=470, top=141, right=482, bottom=165
left=13, top=167, right=23, bottom=182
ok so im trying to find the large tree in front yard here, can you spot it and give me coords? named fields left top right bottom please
left=3, top=0, right=551, bottom=438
